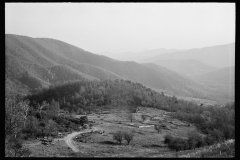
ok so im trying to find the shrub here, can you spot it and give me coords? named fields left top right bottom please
left=168, top=138, right=187, bottom=152
left=164, top=135, right=189, bottom=151
left=204, top=134, right=215, bottom=145
left=113, top=131, right=124, bottom=144
left=79, top=116, right=88, bottom=125
left=188, top=131, right=204, bottom=149
left=123, top=131, right=135, bottom=145
left=164, top=134, right=173, bottom=146
left=208, top=129, right=224, bottom=142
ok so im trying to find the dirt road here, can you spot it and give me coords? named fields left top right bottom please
left=63, top=129, right=93, bottom=152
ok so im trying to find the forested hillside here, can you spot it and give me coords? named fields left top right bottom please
left=5, top=34, right=234, bottom=103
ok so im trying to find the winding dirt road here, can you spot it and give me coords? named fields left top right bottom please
left=63, top=129, right=92, bottom=152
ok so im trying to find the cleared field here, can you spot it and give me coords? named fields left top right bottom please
left=71, top=106, right=198, bottom=157
left=24, top=106, right=201, bottom=157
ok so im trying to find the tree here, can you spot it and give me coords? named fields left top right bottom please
left=141, top=115, right=148, bottom=123
left=113, top=131, right=124, bottom=144
left=5, top=97, right=30, bottom=138
left=37, top=101, right=48, bottom=120
left=168, top=138, right=185, bottom=152
left=154, top=123, right=163, bottom=133
left=45, top=119, right=57, bottom=138
left=48, top=100, right=60, bottom=119
left=123, top=131, right=135, bottom=145
left=187, top=131, right=203, bottom=149
left=23, top=116, right=39, bottom=138
left=164, top=134, right=173, bottom=146
left=5, top=97, right=31, bottom=157
left=39, top=120, right=47, bottom=137
left=79, top=116, right=88, bottom=125
left=128, top=106, right=136, bottom=123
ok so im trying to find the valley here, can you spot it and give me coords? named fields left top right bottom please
left=5, top=3, right=235, bottom=158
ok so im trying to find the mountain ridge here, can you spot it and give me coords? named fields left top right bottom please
left=5, top=34, right=234, bottom=103
left=141, top=43, right=235, bottom=68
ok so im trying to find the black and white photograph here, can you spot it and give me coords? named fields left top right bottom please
left=5, top=2, right=235, bottom=157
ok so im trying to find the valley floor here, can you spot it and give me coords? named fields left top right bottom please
left=23, top=106, right=234, bottom=157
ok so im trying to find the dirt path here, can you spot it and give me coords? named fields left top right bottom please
left=63, top=128, right=93, bottom=152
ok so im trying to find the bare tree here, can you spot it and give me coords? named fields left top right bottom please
left=154, top=123, right=163, bottom=133
left=141, top=115, right=147, bottom=123
left=5, top=97, right=31, bottom=157
left=18, top=100, right=30, bottom=128
left=37, top=101, right=47, bottom=120
left=45, top=119, right=57, bottom=138
left=5, top=97, right=30, bottom=138
left=113, top=131, right=124, bottom=144
left=128, top=106, right=136, bottom=123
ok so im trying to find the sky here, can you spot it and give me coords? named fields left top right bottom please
left=5, top=3, right=235, bottom=55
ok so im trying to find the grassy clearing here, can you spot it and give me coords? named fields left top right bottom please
left=70, top=106, right=198, bottom=157
left=24, top=140, right=74, bottom=157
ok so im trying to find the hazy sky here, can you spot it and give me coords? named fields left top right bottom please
left=5, top=3, right=235, bottom=54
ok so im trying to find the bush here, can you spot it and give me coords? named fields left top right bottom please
left=168, top=138, right=187, bottom=152
left=123, top=131, right=135, bottom=145
left=113, top=131, right=124, bottom=144
left=164, top=134, right=173, bottom=146
left=204, top=134, right=215, bottom=145
left=188, top=131, right=204, bottom=149
left=79, top=116, right=88, bottom=125
left=164, top=135, right=189, bottom=151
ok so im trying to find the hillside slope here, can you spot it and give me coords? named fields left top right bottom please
left=147, top=59, right=218, bottom=76
left=5, top=34, right=233, bottom=102
left=192, top=66, right=235, bottom=86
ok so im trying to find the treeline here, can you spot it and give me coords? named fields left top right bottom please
left=5, top=96, right=88, bottom=157
left=26, top=79, right=179, bottom=113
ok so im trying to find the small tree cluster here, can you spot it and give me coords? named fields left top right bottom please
left=113, top=130, right=135, bottom=145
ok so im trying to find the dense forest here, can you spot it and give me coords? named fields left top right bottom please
left=5, top=79, right=234, bottom=156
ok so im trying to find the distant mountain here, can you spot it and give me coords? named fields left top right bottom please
left=5, top=34, right=234, bottom=103
left=192, top=66, right=235, bottom=86
left=100, top=48, right=182, bottom=62
left=190, top=66, right=235, bottom=103
left=149, top=59, right=218, bottom=76
left=141, top=43, right=235, bottom=68
left=146, top=63, right=234, bottom=103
